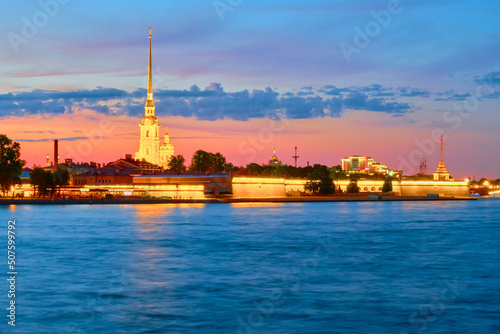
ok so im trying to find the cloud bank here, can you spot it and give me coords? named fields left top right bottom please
left=2, top=79, right=497, bottom=122
left=0, top=83, right=422, bottom=121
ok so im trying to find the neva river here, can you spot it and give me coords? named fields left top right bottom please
left=1, top=199, right=499, bottom=333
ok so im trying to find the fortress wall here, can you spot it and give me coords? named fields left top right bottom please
left=232, top=177, right=286, bottom=198
left=399, top=181, right=470, bottom=197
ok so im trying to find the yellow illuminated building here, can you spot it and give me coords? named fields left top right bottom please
left=135, top=29, right=175, bottom=168
left=267, top=150, right=282, bottom=166
left=433, top=136, right=450, bottom=181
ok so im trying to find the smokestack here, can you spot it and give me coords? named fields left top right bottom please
left=54, top=140, right=59, bottom=172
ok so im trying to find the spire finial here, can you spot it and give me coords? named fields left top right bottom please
left=440, top=135, right=444, bottom=163
left=147, top=28, right=153, bottom=99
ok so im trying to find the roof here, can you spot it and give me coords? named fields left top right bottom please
left=75, top=165, right=139, bottom=177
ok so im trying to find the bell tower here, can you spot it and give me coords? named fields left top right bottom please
left=135, top=28, right=161, bottom=165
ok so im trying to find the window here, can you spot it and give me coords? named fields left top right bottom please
left=146, top=131, right=149, bottom=137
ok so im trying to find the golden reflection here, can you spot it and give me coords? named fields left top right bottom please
left=401, top=201, right=458, bottom=210
left=9, top=205, right=16, bottom=211
left=231, top=202, right=285, bottom=208
left=177, top=203, right=205, bottom=208
left=134, top=204, right=176, bottom=233
left=134, top=204, right=176, bottom=219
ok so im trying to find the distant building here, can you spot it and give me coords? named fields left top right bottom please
left=72, top=165, right=137, bottom=186
left=109, top=154, right=162, bottom=174
left=41, top=158, right=98, bottom=175
left=433, top=136, right=451, bottom=181
left=267, top=150, right=282, bottom=166
left=341, top=155, right=390, bottom=174
left=70, top=155, right=162, bottom=186
left=134, top=29, right=175, bottom=168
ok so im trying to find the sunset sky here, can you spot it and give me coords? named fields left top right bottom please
left=1, top=0, right=499, bottom=178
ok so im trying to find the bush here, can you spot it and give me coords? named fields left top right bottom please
left=382, top=177, right=393, bottom=193
left=346, top=180, right=360, bottom=193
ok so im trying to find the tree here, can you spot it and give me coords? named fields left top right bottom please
left=189, top=150, right=228, bottom=173
left=0, top=134, right=25, bottom=196
left=30, top=167, right=46, bottom=198
left=30, top=167, right=55, bottom=198
left=212, top=152, right=227, bottom=173
left=167, top=155, right=187, bottom=173
left=189, top=150, right=213, bottom=173
left=346, top=180, right=360, bottom=193
left=305, top=168, right=335, bottom=195
left=304, top=176, right=320, bottom=193
left=245, top=163, right=263, bottom=175
left=318, top=176, right=335, bottom=195
left=225, top=162, right=235, bottom=173
left=45, top=169, right=56, bottom=198
left=54, top=165, right=70, bottom=196
left=382, top=176, right=393, bottom=193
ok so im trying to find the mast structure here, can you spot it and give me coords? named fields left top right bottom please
left=292, top=146, right=299, bottom=168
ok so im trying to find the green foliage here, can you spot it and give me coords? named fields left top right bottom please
left=0, top=134, right=26, bottom=195
left=224, top=162, right=235, bottom=173
left=382, top=176, right=393, bottom=193
left=189, top=150, right=213, bottom=173
left=167, top=154, right=187, bottom=173
left=329, top=165, right=348, bottom=180
left=54, top=165, right=70, bottom=195
left=189, top=150, right=228, bottom=173
left=305, top=168, right=335, bottom=195
left=245, top=163, right=263, bottom=175
left=212, top=152, right=227, bottom=173
left=346, top=180, right=360, bottom=194
left=29, top=167, right=56, bottom=198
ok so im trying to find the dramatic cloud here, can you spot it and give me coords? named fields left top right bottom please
left=0, top=83, right=419, bottom=121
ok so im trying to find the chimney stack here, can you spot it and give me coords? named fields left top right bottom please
left=54, top=140, right=59, bottom=172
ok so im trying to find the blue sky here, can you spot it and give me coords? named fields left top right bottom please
left=2, top=0, right=499, bottom=91
left=1, top=0, right=500, bottom=176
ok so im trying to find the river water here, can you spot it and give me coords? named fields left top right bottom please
left=1, top=199, right=499, bottom=333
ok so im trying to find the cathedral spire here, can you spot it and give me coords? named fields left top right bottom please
left=145, top=28, right=155, bottom=111
left=148, top=28, right=153, bottom=99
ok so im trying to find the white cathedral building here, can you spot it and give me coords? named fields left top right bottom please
left=134, top=29, right=175, bottom=168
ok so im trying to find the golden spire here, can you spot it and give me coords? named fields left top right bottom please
left=145, top=27, right=155, bottom=110
left=440, top=135, right=444, bottom=163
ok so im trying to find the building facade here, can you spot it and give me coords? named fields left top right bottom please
left=267, top=150, right=282, bottom=166
left=341, top=155, right=389, bottom=174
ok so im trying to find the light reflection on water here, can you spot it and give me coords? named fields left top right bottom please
left=0, top=199, right=498, bottom=333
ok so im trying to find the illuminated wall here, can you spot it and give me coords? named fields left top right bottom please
left=232, top=177, right=287, bottom=198
left=232, top=178, right=470, bottom=198
left=399, top=181, right=469, bottom=197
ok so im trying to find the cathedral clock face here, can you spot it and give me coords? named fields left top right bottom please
left=145, top=119, right=150, bottom=125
